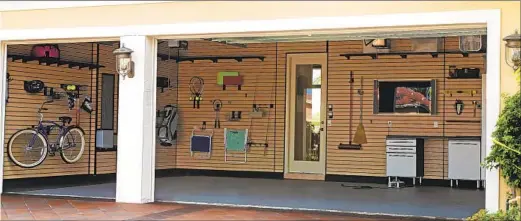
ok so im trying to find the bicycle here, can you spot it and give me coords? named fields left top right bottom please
left=7, top=99, right=86, bottom=168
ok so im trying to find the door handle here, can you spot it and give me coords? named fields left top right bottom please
left=320, top=128, right=324, bottom=131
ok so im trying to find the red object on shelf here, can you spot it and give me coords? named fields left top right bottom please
left=31, top=44, right=60, bottom=59
left=223, top=76, right=243, bottom=85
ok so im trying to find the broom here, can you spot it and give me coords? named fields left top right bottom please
left=353, top=76, right=367, bottom=144
left=338, top=71, right=362, bottom=149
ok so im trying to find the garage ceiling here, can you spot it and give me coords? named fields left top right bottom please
left=206, top=26, right=487, bottom=44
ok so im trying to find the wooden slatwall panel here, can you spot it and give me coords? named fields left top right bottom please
left=326, top=37, right=483, bottom=179
left=3, top=43, right=96, bottom=179
left=155, top=55, right=178, bottom=170
left=174, top=41, right=280, bottom=172
left=92, top=43, right=182, bottom=173
left=94, top=43, right=119, bottom=174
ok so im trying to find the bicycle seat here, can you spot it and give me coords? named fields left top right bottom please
left=58, top=116, right=72, bottom=124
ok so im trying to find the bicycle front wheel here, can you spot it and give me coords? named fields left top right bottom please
left=59, top=126, right=86, bottom=163
left=7, top=129, right=48, bottom=168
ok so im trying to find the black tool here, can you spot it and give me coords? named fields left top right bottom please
left=189, top=76, right=204, bottom=109
left=157, top=76, right=170, bottom=93
left=449, top=68, right=480, bottom=79
left=213, top=99, right=222, bottom=128
left=6, top=73, right=12, bottom=103
left=229, top=111, right=242, bottom=121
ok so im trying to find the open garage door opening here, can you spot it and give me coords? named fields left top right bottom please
left=151, top=25, right=488, bottom=219
left=0, top=24, right=489, bottom=219
left=2, top=41, right=120, bottom=200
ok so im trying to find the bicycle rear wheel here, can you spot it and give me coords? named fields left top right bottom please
left=7, top=129, right=48, bottom=168
left=59, top=126, right=85, bottom=163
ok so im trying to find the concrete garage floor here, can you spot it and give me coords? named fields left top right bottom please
left=6, top=176, right=485, bottom=219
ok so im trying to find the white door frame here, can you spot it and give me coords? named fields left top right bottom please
left=0, top=9, right=501, bottom=211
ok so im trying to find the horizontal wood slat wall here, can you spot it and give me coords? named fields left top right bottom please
left=3, top=43, right=96, bottom=179
left=175, top=41, right=281, bottom=172
left=155, top=54, right=178, bottom=170
left=94, top=43, right=119, bottom=175
left=92, top=43, right=182, bottom=174
left=4, top=37, right=483, bottom=181
left=327, top=37, right=483, bottom=179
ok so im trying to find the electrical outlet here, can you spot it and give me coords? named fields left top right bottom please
left=434, top=121, right=439, bottom=128
left=387, top=121, right=392, bottom=127
left=327, top=120, right=332, bottom=126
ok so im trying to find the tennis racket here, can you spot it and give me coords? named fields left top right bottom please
left=189, top=76, right=204, bottom=109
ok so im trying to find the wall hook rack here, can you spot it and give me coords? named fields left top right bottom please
left=157, top=54, right=265, bottom=63
left=8, top=54, right=104, bottom=70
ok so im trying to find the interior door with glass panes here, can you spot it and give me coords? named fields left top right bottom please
left=285, top=53, right=327, bottom=174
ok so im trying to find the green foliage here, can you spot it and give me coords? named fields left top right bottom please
left=467, top=203, right=520, bottom=221
left=484, top=91, right=521, bottom=188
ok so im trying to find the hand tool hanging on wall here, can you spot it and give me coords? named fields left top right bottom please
left=353, top=76, right=367, bottom=145
left=472, top=101, right=478, bottom=117
left=339, top=71, right=362, bottom=150
left=5, top=73, right=12, bottom=103
left=189, top=76, right=204, bottom=109
left=442, top=90, right=478, bottom=97
left=245, top=73, right=269, bottom=151
left=213, top=99, right=222, bottom=128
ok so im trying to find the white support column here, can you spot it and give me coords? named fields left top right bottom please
left=116, top=36, right=157, bottom=203
left=484, top=13, right=502, bottom=212
left=0, top=41, right=7, bottom=194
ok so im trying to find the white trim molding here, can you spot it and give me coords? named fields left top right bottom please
left=0, top=10, right=493, bottom=41
left=0, top=9, right=502, bottom=212
left=0, top=41, right=6, bottom=194
left=0, top=1, right=166, bottom=12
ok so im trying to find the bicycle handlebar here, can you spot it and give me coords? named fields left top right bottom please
left=37, top=100, right=54, bottom=114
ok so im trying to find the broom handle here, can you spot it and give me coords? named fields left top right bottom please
left=360, top=76, right=363, bottom=121
left=349, top=71, right=354, bottom=142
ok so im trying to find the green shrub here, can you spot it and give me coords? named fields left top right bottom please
left=467, top=204, right=520, bottom=221
left=484, top=91, right=521, bottom=189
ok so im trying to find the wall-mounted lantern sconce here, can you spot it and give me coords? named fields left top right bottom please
left=503, top=29, right=521, bottom=71
left=113, top=44, right=134, bottom=79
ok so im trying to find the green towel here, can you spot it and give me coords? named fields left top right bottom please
left=225, top=129, right=247, bottom=151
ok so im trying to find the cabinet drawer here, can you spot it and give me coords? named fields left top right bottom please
left=386, top=139, right=416, bottom=147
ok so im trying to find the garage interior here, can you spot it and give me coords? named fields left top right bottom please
left=3, top=25, right=488, bottom=219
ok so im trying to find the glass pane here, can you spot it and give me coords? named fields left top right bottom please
left=294, top=64, right=321, bottom=161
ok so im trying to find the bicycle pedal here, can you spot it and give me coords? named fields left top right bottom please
left=49, top=152, right=56, bottom=156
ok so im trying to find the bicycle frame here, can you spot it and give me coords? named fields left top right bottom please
left=31, top=121, right=67, bottom=152
left=26, top=100, right=72, bottom=153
